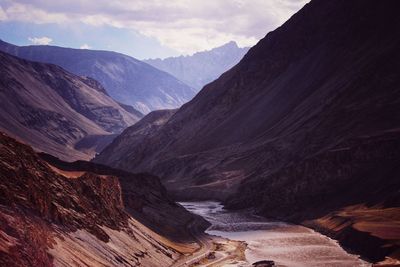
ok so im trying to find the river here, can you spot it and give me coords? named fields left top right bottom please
left=180, top=201, right=370, bottom=267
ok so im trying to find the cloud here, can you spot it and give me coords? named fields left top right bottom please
left=0, top=6, right=7, bottom=20
left=3, top=3, right=68, bottom=24
left=28, top=36, right=53, bottom=45
left=1, top=0, right=309, bottom=54
left=80, top=43, right=91, bottom=49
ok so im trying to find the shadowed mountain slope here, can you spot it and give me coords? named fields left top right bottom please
left=95, top=0, right=400, bottom=262
left=96, top=0, right=400, bottom=197
left=0, top=40, right=196, bottom=114
left=95, top=109, right=177, bottom=167
left=0, top=51, right=142, bottom=161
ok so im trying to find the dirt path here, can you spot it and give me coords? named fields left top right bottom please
left=171, top=219, right=247, bottom=267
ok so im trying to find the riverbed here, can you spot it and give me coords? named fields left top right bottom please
left=180, top=201, right=370, bottom=267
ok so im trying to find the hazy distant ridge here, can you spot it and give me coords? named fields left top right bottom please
left=0, top=40, right=196, bottom=114
left=145, top=41, right=249, bottom=90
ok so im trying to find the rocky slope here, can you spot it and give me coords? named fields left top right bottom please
left=0, top=40, right=196, bottom=114
left=0, top=51, right=142, bottom=161
left=94, top=109, right=177, bottom=167
left=0, top=132, right=206, bottom=266
left=95, top=0, right=400, bottom=263
left=145, top=41, right=249, bottom=90
left=305, top=204, right=400, bottom=265
left=40, top=151, right=208, bottom=242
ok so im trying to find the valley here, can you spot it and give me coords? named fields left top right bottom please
left=0, top=0, right=399, bottom=266
left=93, top=0, right=400, bottom=264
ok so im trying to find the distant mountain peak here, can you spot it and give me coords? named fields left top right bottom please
left=145, top=41, right=250, bottom=90
left=220, top=41, right=238, bottom=48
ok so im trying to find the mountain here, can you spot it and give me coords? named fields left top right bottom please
left=94, top=109, right=177, bottom=167
left=0, top=40, right=196, bottom=114
left=145, top=41, right=249, bottom=90
left=0, top=132, right=207, bottom=266
left=0, top=51, right=142, bottom=161
left=95, top=0, right=400, bottom=262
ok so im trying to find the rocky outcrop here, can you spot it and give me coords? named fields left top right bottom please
left=304, top=204, right=400, bottom=264
left=0, top=132, right=127, bottom=266
left=0, top=132, right=207, bottom=266
left=0, top=40, right=196, bottom=114
left=0, top=51, right=142, bottom=161
left=145, top=41, right=249, bottom=90
left=42, top=151, right=209, bottom=242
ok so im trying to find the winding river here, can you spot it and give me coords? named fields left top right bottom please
left=180, top=201, right=370, bottom=267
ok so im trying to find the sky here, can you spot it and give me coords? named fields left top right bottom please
left=0, top=0, right=309, bottom=59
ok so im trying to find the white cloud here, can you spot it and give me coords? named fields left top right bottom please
left=3, top=3, right=68, bottom=24
left=80, top=43, right=91, bottom=49
left=28, top=36, right=53, bottom=45
left=0, top=6, right=7, bottom=21
left=1, top=0, right=309, bottom=54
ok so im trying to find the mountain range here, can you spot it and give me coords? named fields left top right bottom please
left=0, top=40, right=196, bottom=114
left=145, top=41, right=249, bottom=90
left=0, top=51, right=142, bottom=161
left=95, top=0, right=400, bottom=262
left=1, top=0, right=399, bottom=265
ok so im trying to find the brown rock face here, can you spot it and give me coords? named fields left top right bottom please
left=42, top=151, right=209, bottom=242
left=0, top=135, right=117, bottom=266
left=0, top=132, right=127, bottom=243
left=0, top=132, right=205, bottom=266
left=305, top=204, right=400, bottom=264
